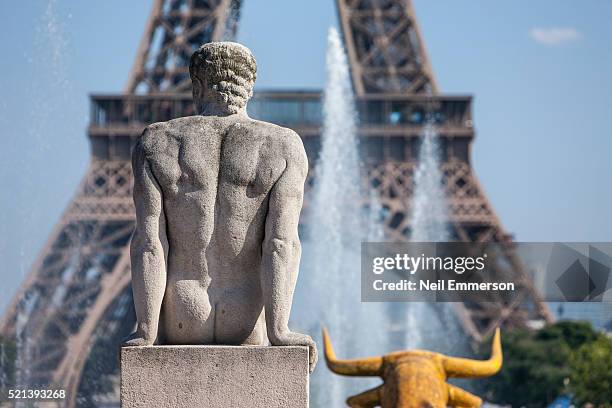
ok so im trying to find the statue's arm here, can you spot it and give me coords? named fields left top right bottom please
left=124, top=131, right=168, bottom=346
left=261, top=133, right=317, bottom=371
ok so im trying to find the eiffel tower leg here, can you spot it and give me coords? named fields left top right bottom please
left=54, top=249, right=132, bottom=406
left=1, top=162, right=137, bottom=406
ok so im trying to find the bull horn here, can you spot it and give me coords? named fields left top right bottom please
left=322, top=327, right=383, bottom=377
left=443, top=327, right=502, bottom=378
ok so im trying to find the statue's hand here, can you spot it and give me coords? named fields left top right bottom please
left=269, top=331, right=318, bottom=373
left=122, top=330, right=155, bottom=347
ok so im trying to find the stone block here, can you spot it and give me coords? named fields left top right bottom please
left=121, top=345, right=309, bottom=408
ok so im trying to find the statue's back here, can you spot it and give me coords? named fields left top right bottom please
left=140, top=114, right=300, bottom=345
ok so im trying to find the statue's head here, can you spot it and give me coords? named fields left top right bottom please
left=189, top=42, right=257, bottom=115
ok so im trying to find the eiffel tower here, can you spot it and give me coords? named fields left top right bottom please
left=1, top=0, right=552, bottom=405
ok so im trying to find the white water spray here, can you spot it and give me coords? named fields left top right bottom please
left=222, top=1, right=240, bottom=41
left=405, top=121, right=469, bottom=354
left=14, top=297, right=35, bottom=393
left=13, top=0, right=74, bottom=395
left=411, top=122, right=450, bottom=242
left=292, top=27, right=388, bottom=407
left=310, top=27, right=363, bottom=251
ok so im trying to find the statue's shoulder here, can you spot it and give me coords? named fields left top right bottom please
left=137, top=120, right=171, bottom=157
left=247, top=119, right=305, bottom=155
left=246, top=119, right=307, bottom=174
left=138, top=116, right=208, bottom=156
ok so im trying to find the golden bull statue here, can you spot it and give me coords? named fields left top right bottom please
left=323, top=328, right=502, bottom=408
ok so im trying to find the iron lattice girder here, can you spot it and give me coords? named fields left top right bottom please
left=126, top=0, right=242, bottom=94
left=337, top=0, right=438, bottom=95
left=0, top=213, right=134, bottom=405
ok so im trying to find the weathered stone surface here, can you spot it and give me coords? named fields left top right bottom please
left=124, top=41, right=317, bottom=371
left=121, top=345, right=309, bottom=408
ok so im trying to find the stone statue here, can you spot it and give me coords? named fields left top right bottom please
left=124, top=42, right=317, bottom=372
left=323, top=328, right=503, bottom=408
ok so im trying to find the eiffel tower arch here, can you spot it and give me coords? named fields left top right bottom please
left=1, top=0, right=552, bottom=406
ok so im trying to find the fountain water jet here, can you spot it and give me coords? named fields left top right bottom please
left=12, top=0, right=74, bottom=396
left=405, top=121, right=469, bottom=355
left=292, top=27, right=389, bottom=407
left=411, top=122, right=450, bottom=242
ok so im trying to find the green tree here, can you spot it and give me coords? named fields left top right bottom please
left=478, top=321, right=608, bottom=408
left=569, top=337, right=612, bottom=408
left=479, top=327, right=571, bottom=407
left=537, top=321, right=600, bottom=349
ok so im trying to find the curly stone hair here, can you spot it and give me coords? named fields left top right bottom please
left=189, top=42, right=257, bottom=115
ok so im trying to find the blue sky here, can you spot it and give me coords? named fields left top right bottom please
left=1, top=0, right=611, bottom=312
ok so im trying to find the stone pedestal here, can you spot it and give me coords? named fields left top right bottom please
left=120, top=345, right=309, bottom=408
